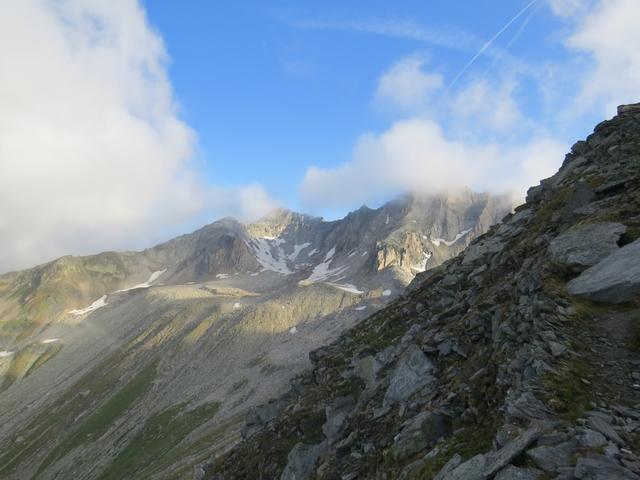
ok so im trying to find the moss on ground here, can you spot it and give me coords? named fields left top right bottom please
left=36, top=359, right=159, bottom=474
left=97, top=400, right=220, bottom=480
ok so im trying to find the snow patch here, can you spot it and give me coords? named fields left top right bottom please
left=411, top=252, right=433, bottom=273
left=382, top=289, right=392, bottom=297
left=233, top=302, right=241, bottom=309
left=348, top=249, right=358, bottom=258
left=247, top=237, right=292, bottom=275
left=430, top=229, right=472, bottom=247
left=69, top=295, right=107, bottom=316
left=0, top=351, right=14, bottom=358
left=306, top=247, right=349, bottom=282
left=306, top=249, right=318, bottom=256
left=329, top=283, right=365, bottom=295
left=289, top=326, right=297, bottom=334
left=216, top=273, right=230, bottom=279
left=361, top=251, right=368, bottom=257
left=116, top=269, right=167, bottom=292
left=288, top=242, right=312, bottom=260
left=41, top=338, right=61, bottom=344
left=355, top=306, right=367, bottom=311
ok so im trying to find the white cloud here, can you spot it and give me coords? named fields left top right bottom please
left=209, top=185, right=281, bottom=222
left=301, top=0, right=640, bottom=212
left=300, top=116, right=566, bottom=209
left=374, top=55, right=443, bottom=111
left=547, top=0, right=590, bottom=17
left=563, top=0, right=640, bottom=115
left=0, top=0, right=276, bottom=273
left=453, top=79, right=522, bottom=131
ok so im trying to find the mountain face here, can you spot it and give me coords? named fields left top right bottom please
left=0, top=190, right=511, bottom=479
left=207, top=104, right=640, bottom=480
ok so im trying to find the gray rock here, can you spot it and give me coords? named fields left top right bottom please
left=462, top=237, right=505, bottom=265
left=484, top=427, right=543, bottom=476
left=526, top=439, right=578, bottom=472
left=354, top=355, right=380, bottom=391
left=548, top=341, right=567, bottom=357
left=441, top=454, right=487, bottom=480
left=391, top=411, right=449, bottom=460
left=433, top=454, right=463, bottom=480
left=504, top=391, right=552, bottom=421
left=494, top=465, right=543, bottom=480
left=548, top=222, right=626, bottom=272
left=243, top=399, right=288, bottom=438
left=567, top=239, right=640, bottom=304
left=526, top=184, right=545, bottom=204
left=280, top=442, right=327, bottom=480
left=578, top=428, right=608, bottom=448
left=589, top=416, right=625, bottom=446
left=574, top=455, right=640, bottom=479
left=384, top=345, right=435, bottom=407
left=322, top=396, right=355, bottom=440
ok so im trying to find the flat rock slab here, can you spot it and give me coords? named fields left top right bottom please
left=567, top=238, right=640, bottom=303
left=384, top=345, right=435, bottom=407
left=494, top=465, right=543, bottom=480
left=549, top=222, right=626, bottom=272
left=574, top=455, right=640, bottom=480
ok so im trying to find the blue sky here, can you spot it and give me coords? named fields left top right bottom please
left=144, top=0, right=577, bottom=213
left=2, top=0, right=640, bottom=271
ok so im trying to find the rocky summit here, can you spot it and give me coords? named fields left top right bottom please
left=207, top=104, right=640, bottom=479
left=0, top=188, right=510, bottom=479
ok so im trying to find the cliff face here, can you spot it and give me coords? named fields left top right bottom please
left=208, top=104, right=640, bottom=479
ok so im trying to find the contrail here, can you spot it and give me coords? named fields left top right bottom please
left=448, top=0, right=540, bottom=89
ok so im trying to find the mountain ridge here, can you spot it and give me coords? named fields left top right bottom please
left=207, top=103, right=640, bottom=479
left=0, top=187, right=513, bottom=479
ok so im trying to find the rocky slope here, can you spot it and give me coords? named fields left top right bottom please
left=207, top=104, right=640, bottom=479
left=0, top=190, right=510, bottom=479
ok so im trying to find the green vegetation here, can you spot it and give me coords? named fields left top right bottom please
left=36, top=359, right=159, bottom=475
left=97, top=400, right=220, bottom=480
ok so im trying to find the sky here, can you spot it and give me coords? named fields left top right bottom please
left=1, top=0, right=640, bottom=272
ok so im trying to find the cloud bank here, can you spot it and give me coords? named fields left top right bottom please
left=0, top=0, right=277, bottom=272
left=300, top=0, right=640, bottom=211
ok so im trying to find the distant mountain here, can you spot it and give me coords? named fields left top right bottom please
left=0, top=189, right=512, bottom=479
left=209, top=105, right=640, bottom=479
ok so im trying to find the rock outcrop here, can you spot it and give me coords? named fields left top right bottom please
left=207, top=104, right=640, bottom=479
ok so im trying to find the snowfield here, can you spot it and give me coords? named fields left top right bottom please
left=430, top=228, right=472, bottom=247
left=69, top=295, right=108, bottom=316
left=116, top=269, right=167, bottom=292
left=247, top=237, right=292, bottom=275
left=307, top=247, right=349, bottom=282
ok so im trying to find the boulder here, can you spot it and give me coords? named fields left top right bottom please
left=433, top=454, right=462, bottom=480
left=383, top=345, right=435, bottom=407
left=354, top=355, right=380, bottom=391
left=577, top=428, right=608, bottom=448
left=526, top=439, right=577, bottom=472
left=548, top=222, right=626, bottom=272
left=280, top=442, right=327, bottom=480
left=391, top=411, right=449, bottom=460
left=441, top=454, right=487, bottom=480
left=574, top=455, right=640, bottom=480
left=322, top=396, right=355, bottom=440
left=588, top=416, right=625, bottom=446
left=484, top=427, right=543, bottom=477
left=567, top=239, right=640, bottom=303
